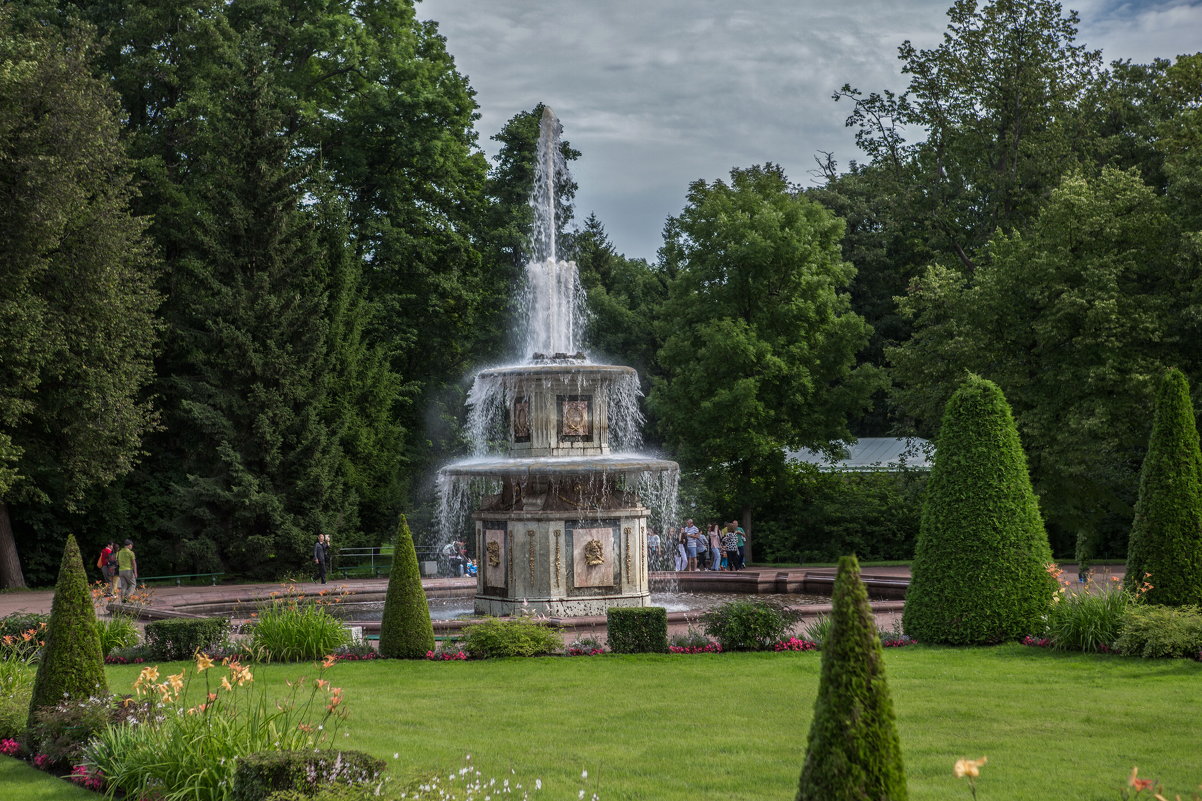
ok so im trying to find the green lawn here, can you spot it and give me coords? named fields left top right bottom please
left=13, top=646, right=1201, bottom=800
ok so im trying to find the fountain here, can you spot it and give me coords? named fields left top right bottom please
left=438, top=108, right=679, bottom=617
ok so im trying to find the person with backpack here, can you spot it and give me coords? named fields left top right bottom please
left=97, top=541, right=117, bottom=594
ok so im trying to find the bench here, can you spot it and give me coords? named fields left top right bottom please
left=138, top=572, right=225, bottom=586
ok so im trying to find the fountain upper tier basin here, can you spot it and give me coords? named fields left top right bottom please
left=475, top=362, right=637, bottom=382
left=440, top=452, right=677, bottom=479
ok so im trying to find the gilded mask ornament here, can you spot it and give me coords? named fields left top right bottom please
left=486, top=540, right=502, bottom=567
left=584, top=539, right=605, bottom=566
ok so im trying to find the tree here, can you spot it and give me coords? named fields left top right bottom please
left=0, top=15, right=160, bottom=588
left=378, top=515, right=435, bottom=658
left=573, top=214, right=668, bottom=397
left=889, top=168, right=1192, bottom=554
left=836, top=0, right=1101, bottom=271
left=797, top=555, right=907, bottom=801
left=1124, top=369, right=1202, bottom=606
left=154, top=44, right=367, bottom=577
left=903, top=375, right=1054, bottom=645
left=27, top=535, right=107, bottom=726
left=650, top=165, right=883, bottom=557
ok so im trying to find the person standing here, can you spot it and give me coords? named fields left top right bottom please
left=721, top=524, right=739, bottom=571
left=646, top=528, right=663, bottom=569
left=674, top=532, right=688, bottom=572
left=97, top=541, right=116, bottom=595
left=707, top=524, right=723, bottom=571
left=682, top=518, right=702, bottom=572
left=730, top=520, right=747, bottom=570
left=314, top=533, right=328, bottom=584
left=116, top=539, right=137, bottom=601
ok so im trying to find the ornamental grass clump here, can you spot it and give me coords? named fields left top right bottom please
left=797, top=555, right=907, bottom=801
left=904, top=375, right=1055, bottom=645
left=247, top=586, right=351, bottom=662
left=1045, top=565, right=1142, bottom=652
left=1125, top=368, right=1202, bottom=607
left=377, top=514, right=435, bottom=659
left=84, top=652, right=350, bottom=801
left=27, top=534, right=107, bottom=728
left=97, top=615, right=139, bottom=656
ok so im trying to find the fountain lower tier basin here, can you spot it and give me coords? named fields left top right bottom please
left=440, top=454, right=678, bottom=480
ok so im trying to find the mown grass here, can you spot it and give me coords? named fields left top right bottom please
left=12, top=646, right=1202, bottom=800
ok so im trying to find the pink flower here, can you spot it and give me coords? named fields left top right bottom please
left=33, top=753, right=51, bottom=769
left=0, top=739, right=19, bottom=756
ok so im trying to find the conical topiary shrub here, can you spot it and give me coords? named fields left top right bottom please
left=28, top=534, right=107, bottom=727
left=1125, top=368, right=1202, bottom=606
left=903, top=375, right=1054, bottom=644
left=378, top=515, right=435, bottom=658
left=798, top=555, right=906, bottom=801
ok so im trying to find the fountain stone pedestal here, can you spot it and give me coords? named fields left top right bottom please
left=452, top=362, right=671, bottom=617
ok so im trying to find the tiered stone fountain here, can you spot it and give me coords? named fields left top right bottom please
left=438, top=108, right=678, bottom=617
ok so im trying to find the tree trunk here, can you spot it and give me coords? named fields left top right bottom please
left=742, top=504, right=753, bottom=566
left=0, top=501, right=27, bottom=589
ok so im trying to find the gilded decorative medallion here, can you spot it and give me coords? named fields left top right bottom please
left=486, top=540, right=501, bottom=567
left=584, top=538, right=605, bottom=566
left=513, top=398, right=531, bottom=441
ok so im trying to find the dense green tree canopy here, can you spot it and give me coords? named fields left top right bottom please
left=650, top=165, right=882, bottom=545
left=0, top=14, right=160, bottom=587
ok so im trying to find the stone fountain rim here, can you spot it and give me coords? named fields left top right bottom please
left=440, top=454, right=678, bottom=479
left=475, top=362, right=637, bottom=380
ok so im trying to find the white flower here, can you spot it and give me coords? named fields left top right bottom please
left=535, top=779, right=542, bottom=790
left=578, top=791, right=585, bottom=800
left=581, top=770, right=588, bottom=779
left=394, top=753, right=399, bottom=759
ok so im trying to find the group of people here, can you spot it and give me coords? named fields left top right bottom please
left=440, top=538, right=478, bottom=577
left=648, top=518, right=746, bottom=572
left=97, top=539, right=138, bottom=599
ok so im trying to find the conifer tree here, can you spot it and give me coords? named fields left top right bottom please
left=904, top=375, right=1054, bottom=644
left=378, top=515, right=435, bottom=659
left=28, top=535, right=106, bottom=727
left=1124, top=368, right=1202, bottom=606
left=798, top=555, right=906, bottom=801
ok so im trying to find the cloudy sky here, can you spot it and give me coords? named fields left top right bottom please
left=418, top=0, right=1202, bottom=261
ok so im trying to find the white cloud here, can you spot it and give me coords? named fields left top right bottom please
left=420, top=0, right=1202, bottom=260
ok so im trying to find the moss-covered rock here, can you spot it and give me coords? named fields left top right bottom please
left=27, top=534, right=107, bottom=728
left=797, top=555, right=906, bottom=801
left=377, top=515, right=435, bottom=659
left=1125, top=368, right=1202, bottom=606
left=903, top=375, right=1054, bottom=644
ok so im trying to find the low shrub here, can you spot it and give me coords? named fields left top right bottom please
left=232, top=750, right=386, bottom=801
left=144, top=617, right=230, bottom=661
left=668, top=628, right=712, bottom=650
left=0, top=613, right=49, bottom=640
left=97, top=616, right=139, bottom=656
left=247, top=594, right=352, bottom=663
left=701, top=599, right=802, bottom=651
left=606, top=607, right=667, bottom=654
left=460, top=618, right=561, bottom=658
left=1116, top=604, right=1202, bottom=658
left=1046, top=578, right=1133, bottom=652
left=28, top=694, right=114, bottom=770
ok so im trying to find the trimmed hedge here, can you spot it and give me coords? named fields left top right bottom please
left=27, top=535, right=107, bottom=728
left=377, top=515, right=435, bottom=659
left=144, top=617, right=230, bottom=661
left=1124, top=368, right=1202, bottom=606
left=798, top=555, right=907, bottom=801
left=903, top=375, right=1055, bottom=645
left=606, top=607, right=668, bottom=653
left=232, top=750, right=386, bottom=801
